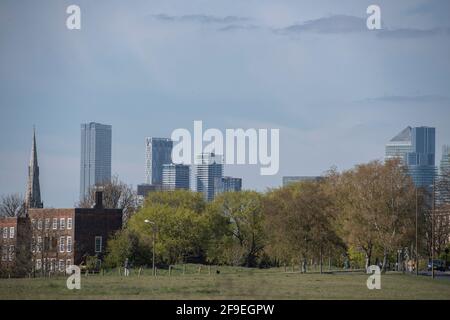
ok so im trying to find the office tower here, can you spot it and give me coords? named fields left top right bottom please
left=440, top=145, right=450, bottom=175
left=80, top=122, right=112, bottom=200
left=438, top=145, right=450, bottom=204
left=25, top=128, right=43, bottom=209
left=385, top=126, right=436, bottom=189
left=144, top=138, right=173, bottom=185
left=214, top=176, right=242, bottom=196
left=162, top=164, right=190, bottom=190
left=282, top=176, right=322, bottom=187
left=192, top=153, right=223, bottom=201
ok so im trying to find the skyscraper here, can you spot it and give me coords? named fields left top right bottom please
left=80, top=122, right=112, bottom=200
left=192, top=153, right=223, bottom=201
left=282, top=176, right=322, bottom=187
left=145, top=138, right=173, bottom=185
left=440, top=145, right=450, bottom=175
left=25, top=128, right=43, bottom=209
left=214, top=176, right=242, bottom=196
left=162, top=164, right=190, bottom=190
left=385, top=126, right=436, bottom=189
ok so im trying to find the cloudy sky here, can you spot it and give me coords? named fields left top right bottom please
left=1, top=0, right=450, bottom=207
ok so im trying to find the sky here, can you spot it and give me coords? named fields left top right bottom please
left=1, top=0, right=450, bottom=207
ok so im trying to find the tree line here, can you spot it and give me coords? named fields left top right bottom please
left=104, top=159, right=450, bottom=271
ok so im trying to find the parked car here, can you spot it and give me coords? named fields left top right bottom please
left=427, top=259, right=446, bottom=272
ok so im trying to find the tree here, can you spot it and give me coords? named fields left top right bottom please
left=78, top=175, right=138, bottom=223
left=208, top=191, right=266, bottom=267
left=336, top=160, right=416, bottom=272
left=264, top=180, right=343, bottom=272
left=105, top=190, right=209, bottom=266
left=0, top=194, right=25, bottom=217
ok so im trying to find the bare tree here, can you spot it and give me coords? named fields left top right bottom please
left=0, top=193, right=25, bottom=217
left=77, top=175, right=138, bottom=223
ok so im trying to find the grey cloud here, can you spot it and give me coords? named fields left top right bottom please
left=361, top=95, right=450, bottom=103
left=277, top=15, right=367, bottom=35
left=217, top=24, right=260, bottom=32
left=277, top=14, right=450, bottom=39
left=377, top=27, right=450, bottom=38
left=150, top=13, right=249, bottom=24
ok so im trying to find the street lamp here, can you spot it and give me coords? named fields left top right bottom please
left=144, top=219, right=157, bottom=277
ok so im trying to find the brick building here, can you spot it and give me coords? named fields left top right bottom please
left=0, top=192, right=122, bottom=276
left=28, top=194, right=122, bottom=273
left=0, top=216, right=32, bottom=276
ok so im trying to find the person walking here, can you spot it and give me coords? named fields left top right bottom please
left=124, top=258, right=130, bottom=277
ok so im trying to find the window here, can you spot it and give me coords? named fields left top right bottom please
left=2, top=227, right=7, bottom=239
left=66, top=259, right=72, bottom=268
left=37, top=236, right=42, bottom=253
left=9, top=227, right=14, bottom=239
left=50, top=258, right=56, bottom=271
left=31, top=219, right=36, bottom=228
left=31, top=237, right=36, bottom=253
left=45, top=218, right=50, bottom=230
left=52, top=218, right=58, bottom=230
left=95, top=236, right=102, bottom=253
left=60, top=218, right=65, bottom=230
left=67, top=218, right=73, bottom=230
left=36, top=259, right=42, bottom=270
left=37, top=219, right=43, bottom=230
left=8, top=245, right=14, bottom=261
left=59, top=237, right=65, bottom=253
left=1, top=247, right=7, bottom=261
left=59, top=259, right=65, bottom=272
left=67, top=236, right=72, bottom=253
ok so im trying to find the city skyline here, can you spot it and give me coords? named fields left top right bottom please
left=1, top=0, right=450, bottom=207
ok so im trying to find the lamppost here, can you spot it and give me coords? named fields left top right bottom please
left=144, top=219, right=157, bottom=277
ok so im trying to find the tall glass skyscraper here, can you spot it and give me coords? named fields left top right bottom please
left=192, top=153, right=223, bottom=201
left=162, top=164, right=190, bottom=190
left=80, top=122, right=112, bottom=200
left=385, top=126, right=436, bottom=189
left=145, top=138, right=173, bottom=185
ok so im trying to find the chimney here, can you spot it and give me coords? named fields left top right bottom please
left=94, top=191, right=103, bottom=209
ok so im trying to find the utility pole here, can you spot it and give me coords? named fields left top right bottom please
left=415, top=188, right=419, bottom=276
left=431, top=179, right=435, bottom=280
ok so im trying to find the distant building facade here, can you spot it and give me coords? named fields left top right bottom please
left=215, top=177, right=242, bottom=196
left=80, top=123, right=112, bottom=200
left=145, top=138, right=173, bottom=186
left=0, top=217, right=31, bottom=276
left=385, top=126, right=436, bottom=189
left=162, top=164, right=190, bottom=190
left=192, top=153, right=223, bottom=201
left=282, top=176, right=322, bottom=187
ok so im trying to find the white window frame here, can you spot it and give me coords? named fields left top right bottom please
left=95, top=236, right=102, bottom=253
left=36, top=259, right=42, bottom=270
left=1, top=246, right=7, bottom=261
left=67, top=218, right=73, bottom=230
left=67, top=236, right=72, bottom=253
left=2, top=227, right=7, bottom=239
left=37, top=219, right=43, bottom=230
left=9, top=227, right=14, bottom=239
left=52, top=218, right=58, bottom=230
left=60, top=218, right=65, bottom=230
left=66, top=259, right=72, bottom=268
left=8, top=245, right=14, bottom=261
left=59, top=237, right=65, bottom=253
left=59, top=259, right=65, bottom=272
left=45, top=218, right=50, bottom=230
left=37, top=236, right=42, bottom=253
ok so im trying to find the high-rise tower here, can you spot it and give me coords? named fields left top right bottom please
left=80, top=122, right=112, bottom=200
left=25, top=127, right=43, bottom=209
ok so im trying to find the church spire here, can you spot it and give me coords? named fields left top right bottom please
left=25, top=127, right=43, bottom=209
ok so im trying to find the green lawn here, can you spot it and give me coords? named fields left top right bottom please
left=1, top=265, right=449, bottom=300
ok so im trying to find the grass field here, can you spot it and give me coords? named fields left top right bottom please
left=1, top=265, right=450, bottom=300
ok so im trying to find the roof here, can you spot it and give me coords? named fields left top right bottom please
left=390, top=126, right=412, bottom=142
